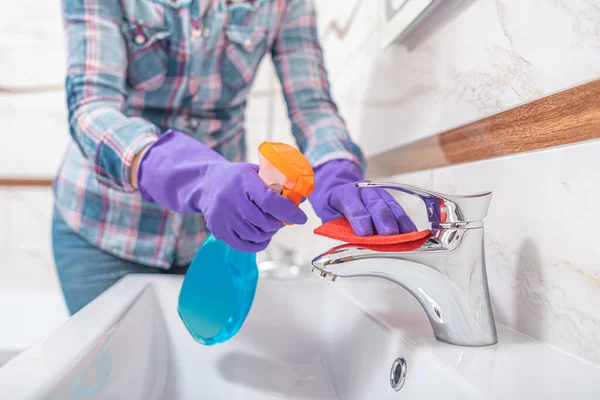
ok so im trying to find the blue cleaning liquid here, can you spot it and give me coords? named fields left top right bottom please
left=178, top=233, right=258, bottom=345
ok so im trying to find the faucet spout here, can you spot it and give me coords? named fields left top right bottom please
left=311, top=182, right=498, bottom=347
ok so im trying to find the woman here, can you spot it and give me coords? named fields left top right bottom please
left=53, top=0, right=416, bottom=314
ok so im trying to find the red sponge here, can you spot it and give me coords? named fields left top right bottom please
left=314, top=217, right=432, bottom=252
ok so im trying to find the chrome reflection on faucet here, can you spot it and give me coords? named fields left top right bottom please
left=312, top=182, right=498, bottom=347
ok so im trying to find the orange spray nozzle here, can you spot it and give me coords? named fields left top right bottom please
left=257, top=142, right=314, bottom=208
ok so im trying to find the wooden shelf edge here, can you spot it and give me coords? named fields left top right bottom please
left=0, top=178, right=54, bottom=187
left=366, top=79, right=600, bottom=178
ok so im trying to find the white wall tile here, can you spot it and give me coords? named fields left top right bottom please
left=422, top=141, right=600, bottom=364
left=0, top=188, right=60, bottom=291
left=270, top=92, right=288, bottom=126
left=318, top=0, right=380, bottom=77
left=245, top=95, right=272, bottom=126
left=0, top=92, right=69, bottom=177
left=251, top=56, right=277, bottom=94
left=0, top=0, right=65, bottom=295
left=0, top=0, right=66, bottom=88
left=270, top=122, right=295, bottom=145
left=245, top=122, right=269, bottom=164
left=321, top=0, right=600, bottom=157
left=0, top=189, right=7, bottom=254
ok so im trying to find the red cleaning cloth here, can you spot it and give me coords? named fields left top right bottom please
left=314, top=217, right=432, bottom=252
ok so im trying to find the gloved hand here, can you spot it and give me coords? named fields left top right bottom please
left=309, top=159, right=416, bottom=236
left=137, top=130, right=307, bottom=252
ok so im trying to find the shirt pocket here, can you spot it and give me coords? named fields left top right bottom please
left=221, top=26, right=268, bottom=90
left=122, top=23, right=172, bottom=92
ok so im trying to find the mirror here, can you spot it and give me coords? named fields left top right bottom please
left=380, top=0, right=443, bottom=48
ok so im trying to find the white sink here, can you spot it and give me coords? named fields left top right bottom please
left=0, top=274, right=598, bottom=399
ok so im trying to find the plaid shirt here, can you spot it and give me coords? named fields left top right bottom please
left=55, top=0, right=365, bottom=268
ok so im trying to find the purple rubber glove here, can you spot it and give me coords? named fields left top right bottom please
left=137, top=130, right=307, bottom=252
left=309, top=159, right=416, bottom=236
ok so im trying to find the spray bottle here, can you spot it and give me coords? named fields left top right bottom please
left=178, top=142, right=314, bottom=345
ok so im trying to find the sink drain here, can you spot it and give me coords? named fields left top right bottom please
left=390, top=358, right=407, bottom=392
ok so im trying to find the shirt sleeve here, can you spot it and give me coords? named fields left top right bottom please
left=63, top=0, right=159, bottom=192
left=271, top=0, right=366, bottom=174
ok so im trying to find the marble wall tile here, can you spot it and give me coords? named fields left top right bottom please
left=245, top=96, right=272, bottom=127
left=0, top=2, right=68, bottom=293
left=269, top=122, right=295, bottom=146
left=250, top=57, right=277, bottom=95
left=318, top=0, right=600, bottom=157
left=426, top=140, right=600, bottom=365
left=269, top=91, right=288, bottom=126
left=262, top=0, right=600, bottom=158
left=0, top=188, right=60, bottom=291
left=0, top=0, right=66, bottom=88
left=0, top=92, right=69, bottom=177
left=245, top=122, right=270, bottom=164
left=0, top=189, right=6, bottom=254
left=317, top=0, right=380, bottom=77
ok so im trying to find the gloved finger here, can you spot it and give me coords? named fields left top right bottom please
left=359, top=189, right=400, bottom=236
left=330, top=189, right=374, bottom=236
left=378, top=190, right=417, bottom=233
left=226, top=227, right=271, bottom=253
left=239, top=201, right=285, bottom=233
left=232, top=218, right=276, bottom=244
left=246, top=178, right=308, bottom=225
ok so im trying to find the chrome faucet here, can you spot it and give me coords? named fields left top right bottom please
left=311, top=182, right=498, bottom=347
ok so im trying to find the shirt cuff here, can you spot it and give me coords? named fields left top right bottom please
left=94, top=123, right=159, bottom=192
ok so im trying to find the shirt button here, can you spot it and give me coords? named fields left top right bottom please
left=134, top=34, right=146, bottom=45
left=203, top=27, right=211, bottom=38
left=243, top=39, right=252, bottom=49
left=188, top=117, right=199, bottom=128
left=191, top=28, right=202, bottom=38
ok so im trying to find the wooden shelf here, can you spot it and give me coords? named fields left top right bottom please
left=0, top=178, right=53, bottom=187
left=366, top=79, right=600, bottom=178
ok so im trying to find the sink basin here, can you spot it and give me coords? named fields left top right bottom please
left=0, top=274, right=598, bottom=399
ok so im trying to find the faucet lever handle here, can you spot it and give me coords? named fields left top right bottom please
left=357, top=182, right=492, bottom=224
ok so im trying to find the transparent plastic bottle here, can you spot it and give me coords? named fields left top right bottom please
left=178, top=233, right=257, bottom=345
left=177, top=142, right=314, bottom=345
